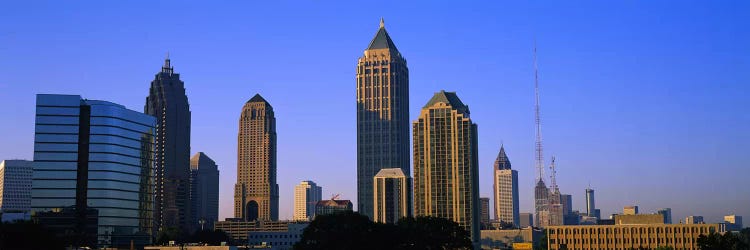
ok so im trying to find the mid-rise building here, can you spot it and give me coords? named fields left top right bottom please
left=235, top=94, right=278, bottom=221
left=614, top=214, right=664, bottom=225
left=373, top=168, right=412, bottom=223
left=356, top=19, right=411, bottom=220
left=145, top=57, right=192, bottom=233
left=0, top=160, right=32, bottom=216
left=248, top=222, right=308, bottom=250
left=724, top=214, right=743, bottom=231
left=685, top=216, right=704, bottom=224
left=493, top=145, right=520, bottom=227
left=32, top=94, right=156, bottom=247
left=560, top=194, right=572, bottom=216
left=315, top=199, right=353, bottom=216
left=547, top=223, right=721, bottom=250
left=657, top=208, right=672, bottom=224
left=293, top=181, right=322, bottom=221
left=623, top=205, right=639, bottom=215
left=215, top=220, right=294, bottom=245
left=413, top=90, right=480, bottom=246
left=480, top=197, right=490, bottom=225
left=480, top=227, right=543, bottom=250
left=519, top=213, right=534, bottom=228
left=189, top=152, right=219, bottom=231
left=535, top=181, right=550, bottom=227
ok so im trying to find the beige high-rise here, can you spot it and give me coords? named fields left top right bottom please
left=413, top=90, right=480, bottom=246
left=235, top=94, right=278, bottom=221
left=373, top=168, right=412, bottom=224
left=356, top=18, right=410, bottom=219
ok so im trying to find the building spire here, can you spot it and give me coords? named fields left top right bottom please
left=380, top=17, right=385, bottom=28
left=162, top=52, right=173, bottom=74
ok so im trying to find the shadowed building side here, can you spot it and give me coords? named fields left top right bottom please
left=356, top=18, right=410, bottom=219
left=189, top=152, right=219, bottom=231
left=235, top=94, right=278, bottom=221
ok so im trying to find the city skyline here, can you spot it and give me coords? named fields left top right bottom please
left=0, top=1, right=748, bottom=224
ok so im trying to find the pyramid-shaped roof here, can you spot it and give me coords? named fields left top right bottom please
left=366, top=18, right=399, bottom=52
left=247, top=93, right=269, bottom=104
left=494, top=145, right=512, bottom=170
left=423, top=90, right=469, bottom=114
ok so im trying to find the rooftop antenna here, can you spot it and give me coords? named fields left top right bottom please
left=534, top=41, right=545, bottom=183
left=550, top=156, right=558, bottom=194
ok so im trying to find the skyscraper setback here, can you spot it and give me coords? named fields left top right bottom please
left=145, top=57, right=192, bottom=232
left=413, top=91, right=480, bottom=246
left=356, top=19, right=410, bottom=219
left=235, top=94, right=278, bottom=221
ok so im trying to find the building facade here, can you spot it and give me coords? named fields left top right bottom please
left=189, top=152, right=219, bottom=231
left=315, top=199, right=353, bottom=216
left=248, top=222, right=308, bottom=250
left=0, top=160, right=32, bottom=213
left=373, top=168, right=412, bottom=223
left=235, top=94, right=278, bottom=221
left=657, top=208, right=672, bottom=224
left=480, top=228, right=543, bottom=250
left=585, top=188, right=597, bottom=219
left=547, top=224, right=721, bottom=250
left=215, top=220, right=293, bottom=245
left=293, top=181, right=322, bottom=221
left=356, top=19, right=410, bottom=220
left=623, top=206, right=639, bottom=215
left=145, top=57, right=192, bottom=232
left=724, top=214, right=743, bottom=231
left=413, top=90, right=480, bottom=246
left=493, top=145, right=519, bottom=227
left=480, top=197, right=490, bottom=225
left=520, top=213, right=534, bottom=228
left=32, top=94, right=156, bottom=247
left=685, top=216, right=704, bottom=224
left=535, top=180, right=550, bottom=227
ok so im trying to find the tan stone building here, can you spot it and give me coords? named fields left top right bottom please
left=547, top=223, right=721, bottom=250
left=234, top=94, right=278, bottom=221
left=413, top=90, right=480, bottom=246
left=373, top=168, right=412, bottom=224
left=480, top=228, right=543, bottom=250
left=356, top=18, right=411, bottom=220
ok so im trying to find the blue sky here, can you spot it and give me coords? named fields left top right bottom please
left=1, top=1, right=748, bottom=223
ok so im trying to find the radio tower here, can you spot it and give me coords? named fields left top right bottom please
left=533, top=42, right=550, bottom=227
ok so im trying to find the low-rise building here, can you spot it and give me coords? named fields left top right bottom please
left=214, top=220, right=292, bottom=244
left=685, top=216, right=704, bottom=224
left=248, top=223, right=308, bottom=250
left=314, top=199, right=352, bottom=216
left=547, top=223, right=722, bottom=250
left=480, top=227, right=542, bottom=250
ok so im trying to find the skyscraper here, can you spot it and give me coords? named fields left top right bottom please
left=413, top=91, right=480, bottom=246
left=235, top=94, right=278, bottom=221
left=585, top=187, right=596, bottom=218
left=479, top=197, right=490, bottom=225
left=145, top=56, right=192, bottom=232
left=657, top=208, right=672, bottom=224
left=32, top=94, right=155, bottom=247
left=356, top=18, right=410, bottom=219
left=519, top=213, right=534, bottom=228
left=493, top=145, right=520, bottom=227
left=373, top=168, right=412, bottom=224
left=294, top=180, right=322, bottom=221
left=189, top=152, right=219, bottom=231
left=0, top=160, right=32, bottom=213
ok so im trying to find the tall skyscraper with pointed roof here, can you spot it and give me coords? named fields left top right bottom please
left=413, top=90, right=480, bottom=246
left=145, top=56, right=192, bottom=233
left=493, top=145, right=520, bottom=227
left=356, top=18, right=410, bottom=219
left=235, top=94, right=278, bottom=221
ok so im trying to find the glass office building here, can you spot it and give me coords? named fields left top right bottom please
left=32, top=94, right=156, bottom=247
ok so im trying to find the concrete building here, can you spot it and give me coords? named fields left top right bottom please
left=623, top=206, right=639, bottom=215
left=145, top=57, right=192, bottom=233
left=480, top=227, right=543, bottom=250
left=32, top=94, right=156, bottom=247
left=585, top=188, right=596, bottom=219
left=614, top=214, right=664, bottom=225
left=413, top=90, right=480, bottom=246
left=235, top=94, right=278, bottom=221
left=248, top=222, right=308, bottom=250
left=0, top=160, right=32, bottom=221
left=480, top=197, right=490, bottom=225
left=293, top=181, right=321, bottom=221
left=535, top=180, right=550, bottom=227
left=315, top=199, right=352, bottom=216
left=493, top=145, right=520, bottom=227
left=519, top=213, right=534, bottom=228
left=356, top=19, right=411, bottom=220
left=685, top=216, right=704, bottom=224
left=190, top=152, right=220, bottom=231
left=547, top=223, right=721, bottom=250
left=373, top=168, right=412, bottom=223
left=215, top=220, right=293, bottom=245
left=724, top=214, right=743, bottom=231
left=657, top=208, right=672, bottom=224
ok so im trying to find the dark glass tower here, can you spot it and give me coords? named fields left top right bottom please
left=145, top=57, right=192, bottom=233
left=356, top=18, right=410, bottom=219
left=190, top=152, right=219, bottom=231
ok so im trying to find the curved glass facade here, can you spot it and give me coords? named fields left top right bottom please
left=32, top=94, right=155, bottom=247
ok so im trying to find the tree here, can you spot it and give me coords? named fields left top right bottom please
left=294, top=212, right=472, bottom=250
left=535, top=229, right=548, bottom=250
left=0, top=220, right=65, bottom=250
left=697, top=231, right=749, bottom=250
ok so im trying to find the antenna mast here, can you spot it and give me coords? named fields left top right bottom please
left=534, top=42, right=544, bottom=182
left=550, top=156, right=558, bottom=194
